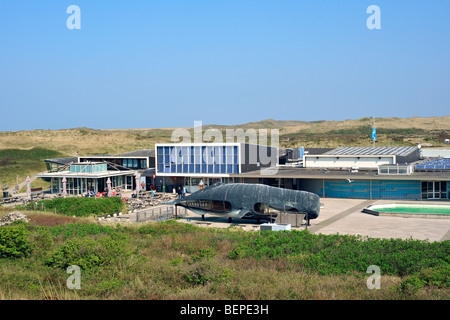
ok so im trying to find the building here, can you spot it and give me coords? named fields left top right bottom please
left=304, top=146, right=420, bottom=169
left=235, top=146, right=450, bottom=201
left=36, top=144, right=450, bottom=201
left=155, top=142, right=278, bottom=193
left=35, top=150, right=155, bottom=195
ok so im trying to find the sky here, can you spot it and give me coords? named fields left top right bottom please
left=0, top=0, right=449, bottom=131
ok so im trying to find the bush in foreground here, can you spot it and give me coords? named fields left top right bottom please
left=26, top=197, right=126, bottom=217
left=0, top=225, right=32, bottom=258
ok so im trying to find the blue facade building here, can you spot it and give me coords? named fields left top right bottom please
left=156, top=144, right=240, bottom=175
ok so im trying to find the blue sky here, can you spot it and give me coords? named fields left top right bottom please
left=0, top=0, right=449, bottom=131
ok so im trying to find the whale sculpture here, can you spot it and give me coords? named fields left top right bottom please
left=173, top=183, right=320, bottom=222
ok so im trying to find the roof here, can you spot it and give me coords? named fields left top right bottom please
left=45, top=157, right=78, bottom=165
left=323, top=147, right=418, bottom=157
left=231, top=166, right=450, bottom=181
left=114, top=149, right=155, bottom=157
left=278, top=147, right=332, bottom=157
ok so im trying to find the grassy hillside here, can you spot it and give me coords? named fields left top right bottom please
left=1, top=117, right=448, bottom=156
left=0, top=116, right=448, bottom=191
left=0, top=148, right=65, bottom=193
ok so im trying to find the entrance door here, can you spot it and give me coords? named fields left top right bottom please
left=422, top=181, right=447, bottom=199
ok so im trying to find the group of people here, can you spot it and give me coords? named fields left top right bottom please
left=174, top=185, right=186, bottom=198
left=82, top=187, right=122, bottom=198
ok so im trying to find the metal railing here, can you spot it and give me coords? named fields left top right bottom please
left=135, top=205, right=187, bottom=223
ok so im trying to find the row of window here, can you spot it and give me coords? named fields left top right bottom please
left=70, top=163, right=107, bottom=173
left=157, top=146, right=239, bottom=165
left=158, top=146, right=238, bottom=156
left=158, top=163, right=239, bottom=174
left=122, top=158, right=147, bottom=169
left=157, top=154, right=238, bottom=165
left=181, top=199, right=232, bottom=212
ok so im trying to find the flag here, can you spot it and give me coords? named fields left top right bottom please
left=371, top=128, right=376, bottom=141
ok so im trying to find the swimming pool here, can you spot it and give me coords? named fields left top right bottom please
left=363, top=203, right=450, bottom=218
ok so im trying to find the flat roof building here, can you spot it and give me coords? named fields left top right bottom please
left=35, top=145, right=450, bottom=201
left=304, top=146, right=420, bottom=170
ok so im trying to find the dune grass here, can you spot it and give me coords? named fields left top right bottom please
left=0, top=148, right=65, bottom=195
left=0, top=212, right=448, bottom=300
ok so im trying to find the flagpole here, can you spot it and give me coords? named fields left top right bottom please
left=372, top=117, right=376, bottom=148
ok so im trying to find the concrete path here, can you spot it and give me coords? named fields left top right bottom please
left=308, top=198, right=450, bottom=242
left=308, top=200, right=375, bottom=233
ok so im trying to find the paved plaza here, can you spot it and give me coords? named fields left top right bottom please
left=176, top=198, right=450, bottom=242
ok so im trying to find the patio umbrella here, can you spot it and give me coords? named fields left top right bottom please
left=107, top=177, right=113, bottom=197
left=26, top=176, right=31, bottom=198
left=135, top=173, right=140, bottom=197
left=62, top=177, right=67, bottom=197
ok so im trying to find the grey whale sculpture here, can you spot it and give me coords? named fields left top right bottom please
left=173, top=183, right=320, bottom=221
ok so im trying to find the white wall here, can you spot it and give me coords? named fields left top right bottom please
left=304, top=156, right=394, bottom=169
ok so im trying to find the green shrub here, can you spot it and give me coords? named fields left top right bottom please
left=0, top=226, right=32, bottom=258
left=45, top=235, right=127, bottom=270
left=27, top=197, right=125, bottom=217
left=228, top=230, right=450, bottom=277
left=183, top=260, right=232, bottom=286
left=170, top=258, right=183, bottom=266
left=401, top=265, right=450, bottom=292
left=29, top=228, right=54, bottom=255
left=96, top=279, right=124, bottom=296
left=137, top=219, right=199, bottom=236
left=191, top=248, right=216, bottom=262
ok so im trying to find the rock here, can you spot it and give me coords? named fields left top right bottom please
left=0, top=211, right=29, bottom=227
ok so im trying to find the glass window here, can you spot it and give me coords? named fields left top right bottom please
left=199, top=200, right=211, bottom=210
